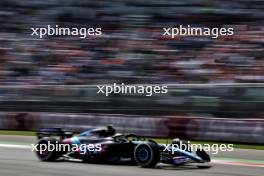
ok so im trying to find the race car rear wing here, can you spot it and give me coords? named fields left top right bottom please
left=37, top=128, right=73, bottom=140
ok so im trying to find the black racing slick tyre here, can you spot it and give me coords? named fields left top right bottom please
left=196, top=149, right=211, bottom=162
left=134, top=142, right=160, bottom=168
left=35, top=138, right=62, bottom=161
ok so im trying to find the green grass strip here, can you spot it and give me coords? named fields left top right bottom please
left=0, top=130, right=36, bottom=136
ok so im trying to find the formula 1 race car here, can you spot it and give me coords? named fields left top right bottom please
left=35, top=127, right=211, bottom=168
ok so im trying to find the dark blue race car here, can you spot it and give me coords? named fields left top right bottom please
left=35, top=127, right=211, bottom=168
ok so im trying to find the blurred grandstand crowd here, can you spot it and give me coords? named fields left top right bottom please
left=0, top=0, right=263, bottom=86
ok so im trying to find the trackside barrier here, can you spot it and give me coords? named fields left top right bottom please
left=0, top=112, right=263, bottom=144
left=0, top=112, right=168, bottom=137
left=164, top=116, right=264, bottom=144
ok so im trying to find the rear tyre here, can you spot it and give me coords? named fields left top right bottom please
left=35, top=138, right=62, bottom=161
left=196, top=149, right=211, bottom=162
left=134, top=142, right=160, bottom=168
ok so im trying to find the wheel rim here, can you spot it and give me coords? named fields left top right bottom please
left=137, top=147, right=149, bottom=161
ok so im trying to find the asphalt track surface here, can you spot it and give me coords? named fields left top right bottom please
left=0, top=135, right=263, bottom=176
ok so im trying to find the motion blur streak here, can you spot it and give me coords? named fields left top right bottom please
left=0, top=1, right=263, bottom=175
left=0, top=0, right=263, bottom=86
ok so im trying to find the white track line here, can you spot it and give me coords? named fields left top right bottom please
left=0, top=144, right=31, bottom=149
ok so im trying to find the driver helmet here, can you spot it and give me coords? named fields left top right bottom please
left=107, top=124, right=116, bottom=136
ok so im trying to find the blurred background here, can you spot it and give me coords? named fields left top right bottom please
left=0, top=0, right=263, bottom=144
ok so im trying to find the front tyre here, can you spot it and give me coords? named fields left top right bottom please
left=134, top=142, right=160, bottom=168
